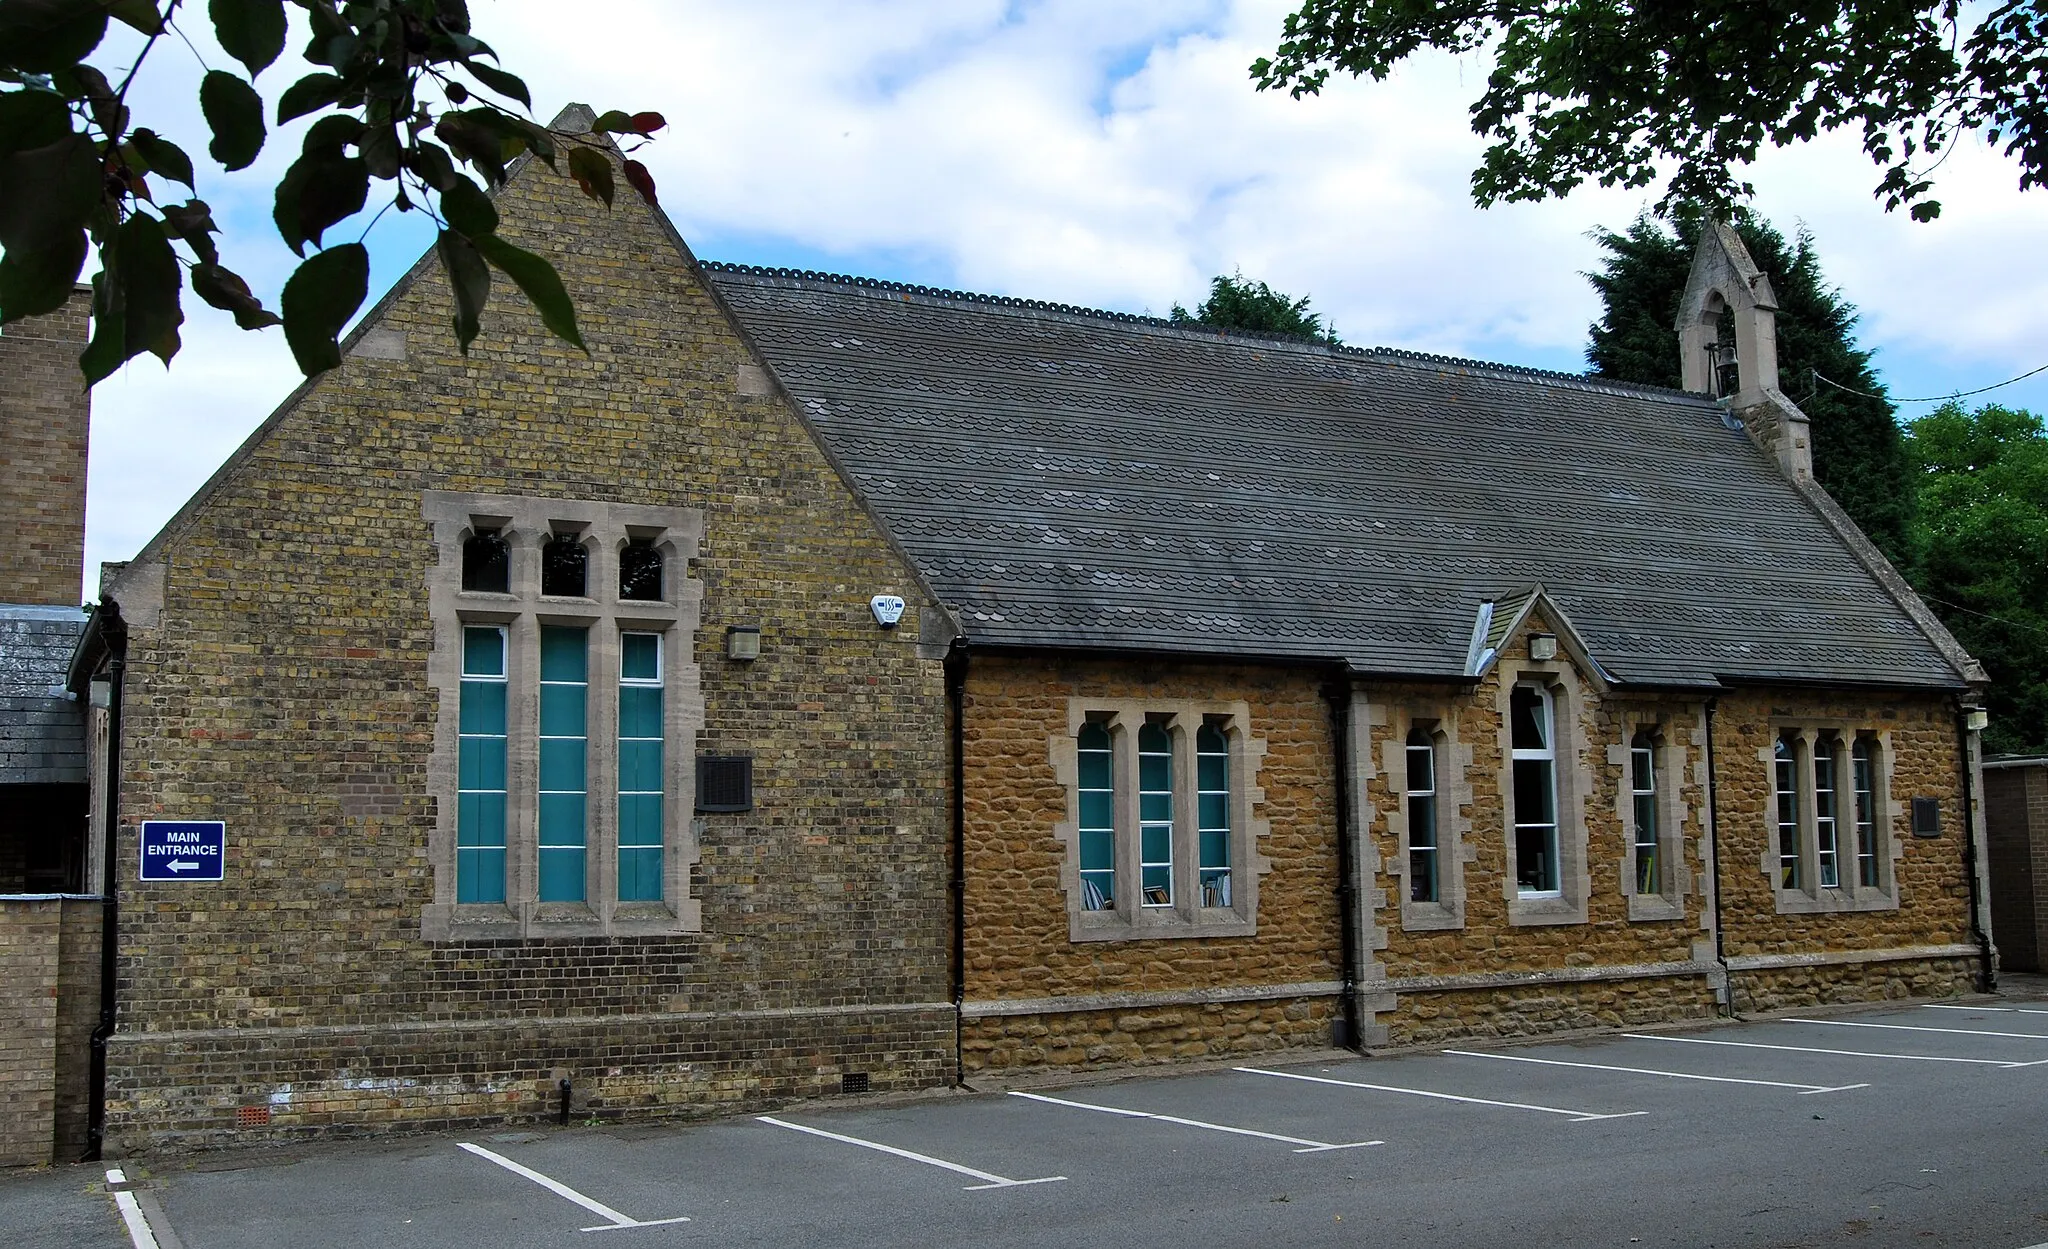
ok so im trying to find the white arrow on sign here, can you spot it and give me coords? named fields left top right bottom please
left=166, top=861, right=199, bottom=873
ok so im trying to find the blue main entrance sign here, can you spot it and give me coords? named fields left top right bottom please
left=139, top=821, right=226, bottom=881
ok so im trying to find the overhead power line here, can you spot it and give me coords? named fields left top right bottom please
left=1811, top=361, right=2048, bottom=405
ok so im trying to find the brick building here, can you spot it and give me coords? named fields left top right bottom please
left=1984, top=757, right=2048, bottom=971
left=22, top=111, right=2000, bottom=1156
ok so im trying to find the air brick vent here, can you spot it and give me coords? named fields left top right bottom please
left=696, top=756, right=753, bottom=812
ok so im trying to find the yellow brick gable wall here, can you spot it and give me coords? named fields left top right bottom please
left=99, top=143, right=954, bottom=1151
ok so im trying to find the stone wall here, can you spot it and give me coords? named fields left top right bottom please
left=0, top=897, right=99, bottom=1167
left=0, top=288, right=91, bottom=608
left=957, top=655, right=1343, bottom=1073
left=97, top=138, right=954, bottom=1152
left=1984, top=759, right=2047, bottom=971
left=1383, top=975, right=1718, bottom=1049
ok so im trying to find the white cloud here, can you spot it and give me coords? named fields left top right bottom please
left=78, top=0, right=2048, bottom=581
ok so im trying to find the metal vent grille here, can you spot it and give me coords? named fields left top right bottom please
left=696, top=756, right=753, bottom=812
left=1911, top=797, right=1942, bottom=838
left=841, top=1072, right=869, bottom=1094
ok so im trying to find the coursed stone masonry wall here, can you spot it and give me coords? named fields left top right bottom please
left=957, top=655, right=1343, bottom=1073
left=98, top=143, right=953, bottom=1152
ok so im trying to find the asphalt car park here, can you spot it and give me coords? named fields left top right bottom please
left=10, top=990, right=2048, bottom=1249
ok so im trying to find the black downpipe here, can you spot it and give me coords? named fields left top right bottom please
left=1703, top=698, right=1735, bottom=1016
left=1322, top=681, right=1363, bottom=1053
left=945, top=643, right=969, bottom=1084
left=1956, top=707, right=1997, bottom=993
left=86, top=605, right=128, bottom=1162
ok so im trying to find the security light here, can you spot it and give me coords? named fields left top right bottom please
left=726, top=626, right=761, bottom=661
left=1527, top=633, right=1558, bottom=662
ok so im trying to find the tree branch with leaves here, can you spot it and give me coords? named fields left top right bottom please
left=1252, top=1, right=2048, bottom=222
left=0, top=0, right=663, bottom=383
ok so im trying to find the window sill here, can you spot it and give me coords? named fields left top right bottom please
left=1626, top=894, right=1687, bottom=923
left=1771, top=887, right=1899, bottom=916
left=1507, top=893, right=1587, bottom=927
left=1068, top=908, right=1258, bottom=943
left=1398, top=900, right=1464, bottom=932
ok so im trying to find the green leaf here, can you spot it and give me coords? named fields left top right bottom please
left=127, top=128, right=195, bottom=188
left=277, top=71, right=346, bottom=124
left=567, top=145, right=612, bottom=207
left=0, top=88, right=72, bottom=156
left=461, top=59, right=529, bottom=107
left=472, top=231, right=584, bottom=351
left=590, top=109, right=633, bottom=134
left=104, top=0, right=161, bottom=35
left=201, top=70, right=267, bottom=170
left=437, top=174, right=496, bottom=236
left=158, top=198, right=219, bottom=266
left=434, top=227, right=488, bottom=352
left=409, top=139, right=457, bottom=191
left=0, top=0, right=110, bottom=74
left=0, top=131, right=101, bottom=252
left=79, top=210, right=185, bottom=382
left=208, top=0, right=286, bottom=77
left=272, top=147, right=367, bottom=254
left=0, top=224, right=86, bottom=322
left=279, top=242, right=367, bottom=375
left=191, top=261, right=281, bottom=329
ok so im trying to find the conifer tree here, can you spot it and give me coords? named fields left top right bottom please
left=1586, top=212, right=1913, bottom=564
left=1172, top=273, right=1340, bottom=345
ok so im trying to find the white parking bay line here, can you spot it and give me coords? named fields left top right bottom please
left=1784, top=1017, right=2048, bottom=1042
left=1007, top=1090, right=1381, bottom=1153
left=1924, top=1003, right=2048, bottom=1016
left=1622, top=1032, right=2038, bottom=1068
left=757, top=1116, right=1066, bottom=1190
left=1442, top=1048, right=1869, bottom=1095
left=1235, top=1066, right=1646, bottom=1122
left=457, top=1142, right=691, bottom=1232
left=105, top=1169, right=160, bottom=1249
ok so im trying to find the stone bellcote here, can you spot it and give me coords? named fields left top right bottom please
left=1676, top=222, right=1813, bottom=482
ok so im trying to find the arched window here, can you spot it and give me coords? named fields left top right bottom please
left=1813, top=736, right=1842, bottom=888
left=1405, top=726, right=1438, bottom=903
left=1774, top=735, right=1801, bottom=889
left=1510, top=685, right=1558, bottom=895
left=1852, top=738, right=1880, bottom=887
left=1630, top=732, right=1659, bottom=895
left=1138, top=722, right=1174, bottom=907
left=1076, top=722, right=1114, bottom=910
left=1196, top=723, right=1231, bottom=908
left=619, top=538, right=663, bottom=601
left=462, top=529, right=509, bottom=593
left=542, top=533, right=588, bottom=598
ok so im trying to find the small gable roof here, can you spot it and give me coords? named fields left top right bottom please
left=706, top=265, right=1964, bottom=691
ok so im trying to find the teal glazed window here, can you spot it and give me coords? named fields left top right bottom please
left=1138, top=722, right=1174, bottom=906
left=457, top=625, right=508, bottom=903
left=537, top=626, right=589, bottom=902
left=1197, top=723, right=1231, bottom=907
left=1077, top=721, right=1115, bottom=910
left=618, top=632, right=665, bottom=902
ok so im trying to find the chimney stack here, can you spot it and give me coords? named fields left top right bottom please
left=0, top=286, right=92, bottom=606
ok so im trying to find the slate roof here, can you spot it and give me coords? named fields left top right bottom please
left=704, top=265, right=1966, bottom=691
left=0, top=604, right=88, bottom=784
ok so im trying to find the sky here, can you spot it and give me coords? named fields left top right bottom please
left=73, top=0, right=2048, bottom=585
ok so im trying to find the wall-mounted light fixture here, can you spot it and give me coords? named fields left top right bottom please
left=1527, top=633, right=1558, bottom=662
left=870, top=595, right=906, bottom=629
left=1964, top=707, right=1990, bottom=733
left=726, top=625, right=761, bottom=662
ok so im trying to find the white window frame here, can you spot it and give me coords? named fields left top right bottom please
left=1053, top=698, right=1270, bottom=942
left=1761, top=723, right=1901, bottom=915
left=1385, top=705, right=1471, bottom=933
left=422, top=492, right=705, bottom=941
left=1510, top=683, right=1561, bottom=899
left=1616, top=716, right=1687, bottom=922
left=1496, top=656, right=1590, bottom=927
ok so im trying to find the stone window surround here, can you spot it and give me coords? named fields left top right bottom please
left=1496, top=658, right=1592, bottom=926
left=1050, top=697, right=1270, bottom=942
left=1759, top=722, right=1901, bottom=915
left=1379, top=701, right=1475, bottom=932
left=1612, top=710, right=1689, bottom=922
left=421, top=491, right=707, bottom=941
